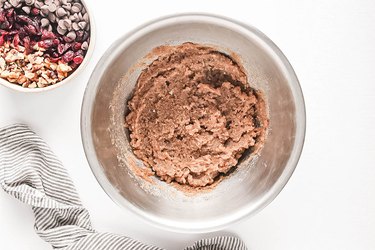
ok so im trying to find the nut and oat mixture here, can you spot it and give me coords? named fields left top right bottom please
left=125, top=43, right=268, bottom=188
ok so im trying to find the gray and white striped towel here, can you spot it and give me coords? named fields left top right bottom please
left=0, top=124, right=247, bottom=250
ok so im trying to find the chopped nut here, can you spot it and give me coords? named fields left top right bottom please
left=37, top=82, right=45, bottom=88
left=0, top=58, right=5, bottom=71
left=18, top=75, right=28, bottom=84
left=57, top=62, right=72, bottom=73
left=38, top=77, right=48, bottom=84
left=1, top=70, right=11, bottom=78
left=17, top=46, right=26, bottom=53
left=49, top=63, right=57, bottom=70
left=34, top=57, right=44, bottom=65
left=5, top=49, right=24, bottom=62
left=0, top=41, right=73, bottom=88
left=8, top=71, right=20, bottom=80
left=28, top=83, right=37, bottom=88
left=25, top=72, right=36, bottom=79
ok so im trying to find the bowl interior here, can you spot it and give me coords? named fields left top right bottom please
left=81, top=14, right=305, bottom=232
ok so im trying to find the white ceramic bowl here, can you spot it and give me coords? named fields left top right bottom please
left=0, top=0, right=96, bottom=93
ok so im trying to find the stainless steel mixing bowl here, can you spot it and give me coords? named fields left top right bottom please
left=81, top=13, right=306, bottom=233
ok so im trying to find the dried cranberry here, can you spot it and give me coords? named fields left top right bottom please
left=53, top=39, right=60, bottom=46
left=74, top=49, right=84, bottom=56
left=39, top=39, right=53, bottom=48
left=23, top=36, right=32, bottom=54
left=18, top=27, right=26, bottom=39
left=75, top=30, right=84, bottom=42
left=8, top=30, right=18, bottom=36
left=63, top=36, right=74, bottom=43
left=23, top=36, right=30, bottom=46
left=41, top=29, right=56, bottom=40
left=57, top=44, right=64, bottom=54
left=25, top=24, right=38, bottom=35
left=49, top=57, right=60, bottom=63
left=17, top=15, right=33, bottom=25
left=70, top=62, right=79, bottom=69
left=31, top=8, right=40, bottom=16
left=64, top=43, right=71, bottom=51
left=7, top=17, right=15, bottom=29
left=0, top=35, right=4, bottom=46
left=82, top=31, right=89, bottom=42
left=6, top=9, right=14, bottom=18
left=30, top=40, right=37, bottom=47
left=72, top=42, right=81, bottom=51
left=50, top=46, right=57, bottom=53
left=1, top=20, right=10, bottom=30
left=0, top=29, right=7, bottom=35
left=62, top=50, right=74, bottom=63
left=52, top=52, right=59, bottom=58
left=0, top=12, right=6, bottom=22
left=14, top=23, right=22, bottom=30
left=13, top=34, right=20, bottom=48
left=73, top=55, right=84, bottom=64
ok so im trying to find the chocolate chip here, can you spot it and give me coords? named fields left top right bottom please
left=77, top=21, right=86, bottom=29
left=71, top=5, right=80, bottom=13
left=62, top=3, right=71, bottom=10
left=48, top=12, right=56, bottom=22
left=70, top=12, right=78, bottom=21
left=83, top=12, right=89, bottom=22
left=9, top=0, right=20, bottom=7
left=56, top=7, right=66, bottom=17
left=82, top=30, right=89, bottom=41
left=77, top=12, right=83, bottom=21
left=34, top=0, right=43, bottom=8
left=81, top=41, right=88, bottom=50
left=40, top=5, right=49, bottom=16
left=58, top=19, right=66, bottom=29
left=22, top=6, right=31, bottom=14
left=4, top=2, right=12, bottom=10
left=72, top=2, right=82, bottom=11
left=66, top=30, right=76, bottom=41
left=72, top=22, right=79, bottom=31
left=63, top=18, right=72, bottom=29
left=25, top=0, right=35, bottom=6
left=57, top=25, right=66, bottom=35
left=41, top=18, right=49, bottom=27
left=47, top=3, right=57, bottom=12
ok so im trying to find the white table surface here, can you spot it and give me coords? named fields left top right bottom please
left=1, top=0, right=375, bottom=249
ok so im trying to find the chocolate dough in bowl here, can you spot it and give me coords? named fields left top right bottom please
left=81, top=14, right=305, bottom=233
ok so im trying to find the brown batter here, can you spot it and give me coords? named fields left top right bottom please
left=125, top=43, right=268, bottom=188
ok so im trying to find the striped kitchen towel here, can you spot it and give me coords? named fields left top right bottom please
left=0, top=124, right=247, bottom=250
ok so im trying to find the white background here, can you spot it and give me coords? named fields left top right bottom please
left=1, top=0, right=375, bottom=249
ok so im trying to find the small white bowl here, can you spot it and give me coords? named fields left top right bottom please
left=0, top=0, right=96, bottom=93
